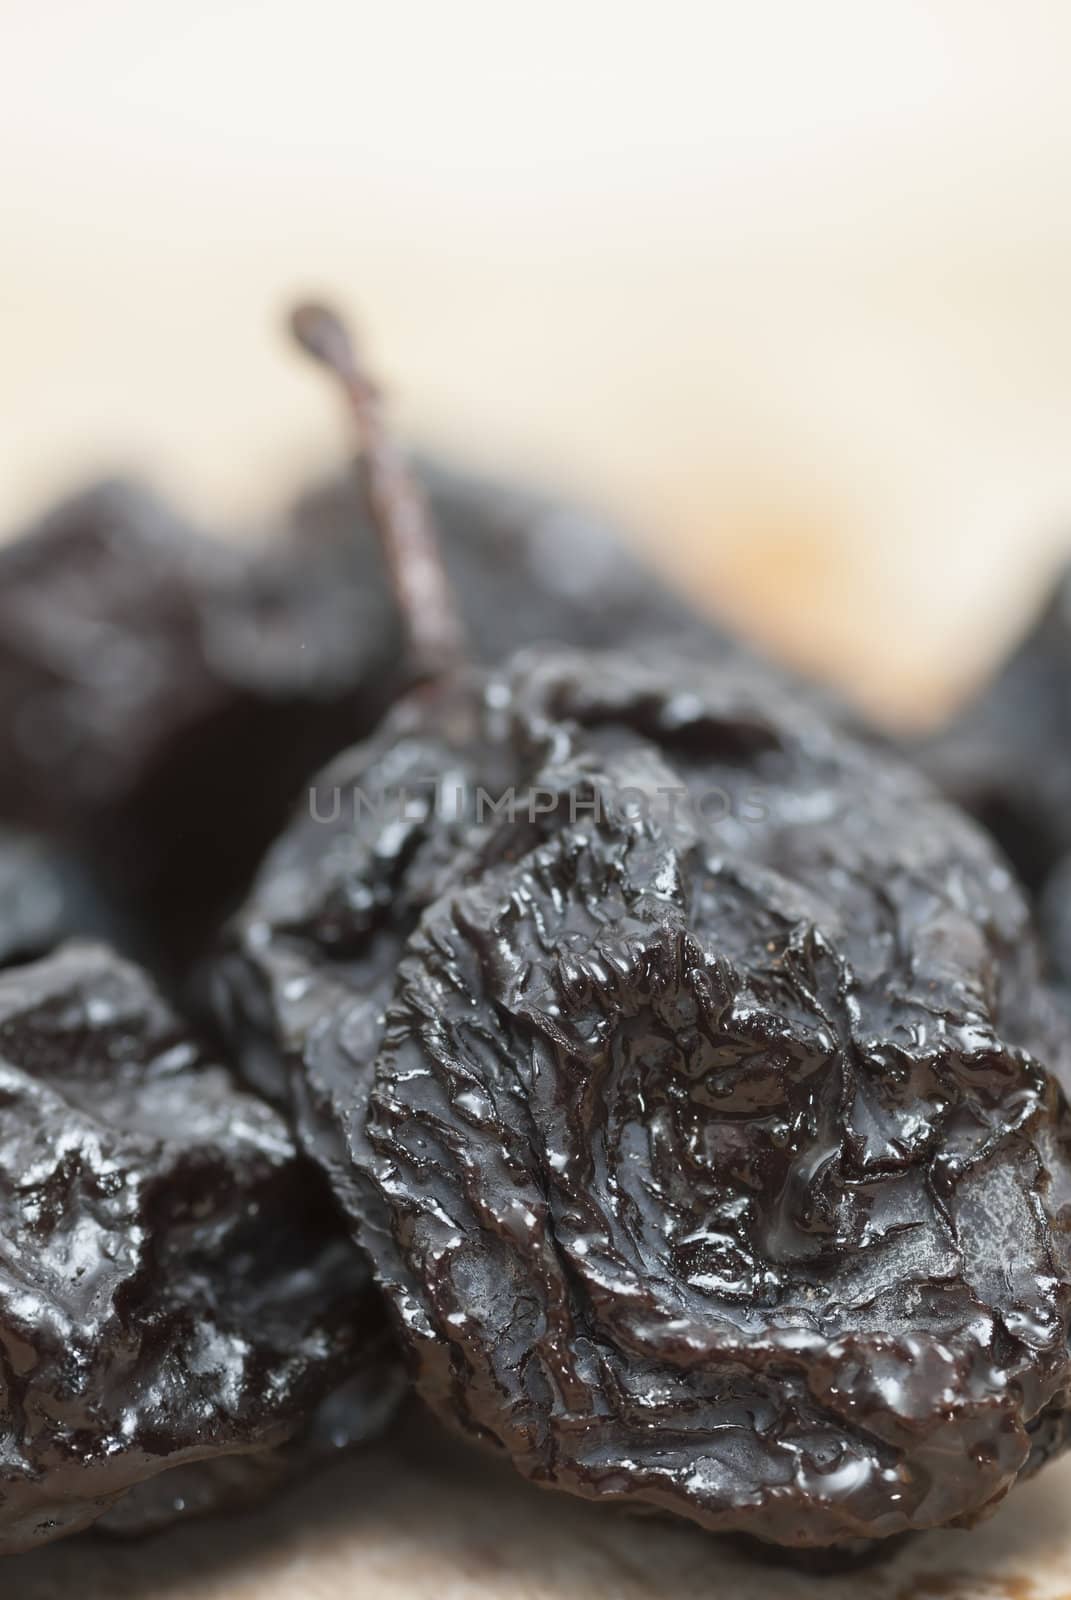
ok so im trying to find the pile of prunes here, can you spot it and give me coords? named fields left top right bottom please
left=1, top=303, right=1070, bottom=1559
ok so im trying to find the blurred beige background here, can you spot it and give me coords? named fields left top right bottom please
left=2, top=1, right=1071, bottom=723
left=3, top=8, right=1071, bottom=1597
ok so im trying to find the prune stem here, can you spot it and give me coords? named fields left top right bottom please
left=290, top=301, right=465, bottom=681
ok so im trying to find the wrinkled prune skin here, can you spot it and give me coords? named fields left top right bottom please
left=0, top=470, right=729, bottom=968
left=216, top=648, right=1071, bottom=1550
left=917, top=566, right=1071, bottom=893
left=0, top=942, right=401, bottom=1554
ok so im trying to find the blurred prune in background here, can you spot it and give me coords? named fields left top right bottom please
left=0, top=826, right=120, bottom=968
left=917, top=564, right=1071, bottom=893
left=0, top=469, right=729, bottom=970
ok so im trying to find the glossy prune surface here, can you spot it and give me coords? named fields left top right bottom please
left=0, top=472, right=728, bottom=967
left=0, top=942, right=401, bottom=1553
left=215, top=647, right=1071, bottom=1550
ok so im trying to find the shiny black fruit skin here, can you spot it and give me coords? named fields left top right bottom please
left=0, top=942, right=402, bottom=1554
left=215, top=645, right=1071, bottom=1550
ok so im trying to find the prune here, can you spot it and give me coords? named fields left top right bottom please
left=0, top=418, right=727, bottom=968
left=0, top=476, right=402, bottom=968
left=0, top=827, right=120, bottom=968
left=917, top=563, right=1071, bottom=892
left=214, top=307, right=1071, bottom=1551
left=217, top=645, right=1071, bottom=1549
left=1040, top=854, right=1071, bottom=990
left=288, top=454, right=732, bottom=668
left=0, top=941, right=401, bottom=1553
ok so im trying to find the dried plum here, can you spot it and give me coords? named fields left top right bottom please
left=1040, top=854, right=1071, bottom=991
left=0, top=391, right=727, bottom=969
left=0, top=827, right=120, bottom=969
left=289, top=454, right=730, bottom=667
left=0, top=942, right=401, bottom=1553
left=217, top=645, right=1071, bottom=1548
left=213, top=307, right=1071, bottom=1551
left=0, top=476, right=402, bottom=968
left=917, top=563, right=1071, bottom=892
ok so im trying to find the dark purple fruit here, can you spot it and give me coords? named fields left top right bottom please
left=0, top=942, right=402, bottom=1553
left=215, top=645, right=1071, bottom=1549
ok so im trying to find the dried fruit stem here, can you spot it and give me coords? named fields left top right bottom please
left=290, top=301, right=464, bottom=680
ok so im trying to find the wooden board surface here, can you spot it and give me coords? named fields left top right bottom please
left=10, top=1407, right=1071, bottom=1600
